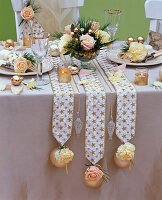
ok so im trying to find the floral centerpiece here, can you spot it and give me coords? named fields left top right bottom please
left=53, top=18, right=114, bottom=69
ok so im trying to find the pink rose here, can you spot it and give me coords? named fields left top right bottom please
left=85, top=166, right=103, bottom=181
left=91, top=22, right=100, bottom=31
left=80, top=35, right=96, bottom=51
left=21, top=6, right=34, bottom=20
left=14, top=57, right=28, bottom=73
left=65, top=25, right=71, bottom=35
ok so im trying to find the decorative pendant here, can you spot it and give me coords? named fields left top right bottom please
left=107, top=116, right=115, bottom=140
left=74, top=115, right=83, bottom=136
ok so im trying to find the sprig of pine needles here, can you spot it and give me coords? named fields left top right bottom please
left=23, top=53, right=36, bottom=66
left=121, top=44, right=130, bottom=53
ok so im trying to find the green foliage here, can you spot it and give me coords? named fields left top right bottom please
left=26, top=0, right=40, bottom=13
left=51, top=32, right=63, bottom=39
left=100, top=23, right=109, bottom=31
left=23, top=53, right=36, bottom=66
left=121, top=44, right=130, bottom=53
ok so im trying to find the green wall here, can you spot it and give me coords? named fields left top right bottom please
left=0, top=0, right=149, bottom=41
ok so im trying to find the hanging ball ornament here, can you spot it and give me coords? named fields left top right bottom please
left=74, top=27, right=79, bottom=33
left=137, top=36, right=145, bottom=44
left=70, top=32, right=75, bottom=37
left=126, top=37, right=136, bottom=45
left=83, top=166, right=104, bottom=188
left=88, top=29, right=93, bottom=35
left=5, top=39, right=14, bottom=48
left=50, top=147, right=74, bottom=168
left=114, top=154, right=131, bottom=168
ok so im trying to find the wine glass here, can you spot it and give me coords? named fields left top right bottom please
left=30, top=32, right=50, bottom=86
left=104, top=9, right=121, bottom=40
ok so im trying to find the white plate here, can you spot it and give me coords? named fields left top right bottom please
left=0, top=59, right=53, bottom=76
left=107, top=49, right=162, bottom=66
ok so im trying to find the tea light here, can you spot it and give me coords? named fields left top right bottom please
left=134, top=67, right=148, bottom=86
left=58, top=68, right=71, bottom=83
left=23, top=37, right=30, bottom=48
left=159, top=68, right=162, bottom=81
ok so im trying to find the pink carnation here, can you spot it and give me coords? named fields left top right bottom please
left=91, top=22, right=100, bottom=31
left=65, top=25, right=71, bottom=35
left=80, top=34, right=96, bottom=51
left=85, top=166, right=103, bottom=181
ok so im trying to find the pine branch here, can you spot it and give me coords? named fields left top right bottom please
left=23, top=53, right=36, bottom=66
left=51, top=32, right=63, bottom=39
left=100, top=23, right=109, bottom=31
left=121, top=44, right=129, bottom=53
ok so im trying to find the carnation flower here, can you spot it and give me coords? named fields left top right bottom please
left=80, top=34, right=96, bottom=51
left=21, top=6, right=34, bottom=20
left=96, top=30, right=111, bottom=44
left=14, top=57, right=28, bottom=73
left=25, top=78, right=36, bottom=89
left=126, top=42, right=147, bottom=62
left=55, top=148, right=74, bottom=164
left=116, top=142, right=135, bottom=161
left=65, top=24, right=71, bottom=35
left=58, top=34, right=72, bottom=54
left=91, top=22, right=100, bottom=31
left=84, top=166, right=103, bottom=181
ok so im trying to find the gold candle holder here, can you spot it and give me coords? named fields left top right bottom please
left=159, top=68, right=162, bottom=82
left=23, top=37, right=31, bottom=48
left=134, top=67, right=148, bottom=86
left=58, top=68, right=71, bottom=83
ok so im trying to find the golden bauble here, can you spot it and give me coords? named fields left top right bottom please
left=5, top=39, right=14, bottom=47
left=50, top=148, right=67, bottom=168
left=70, top=32, right=75, bottom=37
left=11, top=75, right=24, bottom=86
left=80, top=28, right=84, bottom=33
left=88, top=29, right=93, bottom=35
left=137, top=36, right=145, bottom=44
left=74, top=27, right=79, bottom=33
left=114, top=154, right=131, bottom=168
left=83, top=172, right=103, bottom=188
left=127, top=37, right=136, bottom=45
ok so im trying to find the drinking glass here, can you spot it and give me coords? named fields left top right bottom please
left=104, top=9, right=121, bottom=40
left=30, top=32, right=50, bottom=86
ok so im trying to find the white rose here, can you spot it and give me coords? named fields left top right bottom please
left=58, top=34, right=72, bottom=54
left=96, top=30, right=111, bottom=44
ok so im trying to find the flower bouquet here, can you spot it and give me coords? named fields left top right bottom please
left=53, top=18, right=114, bottom=69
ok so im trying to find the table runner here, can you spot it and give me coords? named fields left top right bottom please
left=97, top=51, right=137, bottom=143
left=64, top=56, right=106, bottom=165
left=48, top=56, right=74, bottom=146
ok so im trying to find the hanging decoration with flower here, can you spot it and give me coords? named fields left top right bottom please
left=52, top=18, right=114, bottom=69
left=83, top=165, right=109, bottom=188
left=19, top=0, right=44, bottom=45
left=114, top=143, right=135, bottom=170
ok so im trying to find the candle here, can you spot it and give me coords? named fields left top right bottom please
left=23, top=37, right=31, bottom=48
left=159, top=68, right=162, bottom=81
left=134, top=67, right=148, bottom=86
left=58, top=68, right=71, bottom=83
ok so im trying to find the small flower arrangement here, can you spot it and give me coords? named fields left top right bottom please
left=53, top=18, right=114, bottom=60
left=83, top=164, right=109, bottom=188
left=116, top=142, right=135, bottom=161
left=14, top=53, right=36, bottom=73
left=55, top=146, right=74, bottom=164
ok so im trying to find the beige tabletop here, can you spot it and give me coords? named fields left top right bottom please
left=0, top=47, right=161, bottom=200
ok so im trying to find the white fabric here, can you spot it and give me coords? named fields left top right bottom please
left=11, top=0, right=84, bottom=41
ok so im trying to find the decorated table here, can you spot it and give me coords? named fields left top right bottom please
left=0, top=42, right=161, bottom=200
